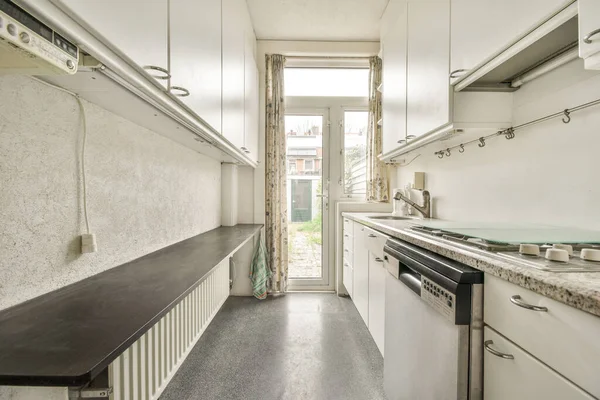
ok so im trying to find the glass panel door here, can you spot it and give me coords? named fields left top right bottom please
left=285, top=111, right=329, bottom=288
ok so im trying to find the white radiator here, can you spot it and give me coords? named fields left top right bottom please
left=108, top=259, right=230, bottom=400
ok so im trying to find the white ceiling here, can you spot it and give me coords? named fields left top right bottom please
left=246, top=0, right=389, bottom=41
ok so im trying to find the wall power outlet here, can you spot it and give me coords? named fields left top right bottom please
left=81, top=233, right=97, bottom=253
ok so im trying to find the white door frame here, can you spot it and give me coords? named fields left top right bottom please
left=286, top=107, right=331, bottom=290
left=286, top=97, right=369, bottom=292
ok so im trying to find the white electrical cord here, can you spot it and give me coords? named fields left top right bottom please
left=30, top=77, right=91, bottom=234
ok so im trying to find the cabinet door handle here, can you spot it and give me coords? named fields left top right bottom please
left=375, top=257, right=384, bottom=263
left=509, top=295, right=548, bottom=312
left=170, top=86, right=190, bottom=97
left=344, top=249, right=349, bottom=252
left=143, top=65, right=171, bottom=80
left=583, top=28, right=600, bottom=44
left=484, top=340, right=514, bottom=359
left=449, top=69, right=468, bottom=79
left=368, top=234, right=377, bottom=238
left=344, top=234, right=349, bottom=237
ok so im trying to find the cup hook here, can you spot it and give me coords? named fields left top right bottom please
left=562, top=109, right=571, bottom=124
left=478, top=137, right=486, bottom=148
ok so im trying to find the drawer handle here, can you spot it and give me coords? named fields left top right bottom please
left=170, top=86, right=190, bottom=97
left=368, top=234, right=377, bottom=238
left=344, top=234, right=349, bottom=238
left=484, top=340, right=514, bottom=359
left=375, top=257, right=384, bottom=263
left=344, top=263, right=349, bottom=267
left=143, top=65, right=171, bottom=80
left=344, top=249, right=349, bottom=252
left=449, top=68, right=468, bottom=79
left=509, top=295, right=548, bottom=312
left=583, top=28, right=600, bottom=44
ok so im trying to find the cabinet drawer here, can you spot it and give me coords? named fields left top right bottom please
left=364, top=227, right=389, bottom=260
left=343, top=262, right=353, bottom=298
left=343, top=237, right=353, bottom=259
left=484, top=274, right=600, bottom=398
left=484, top=327, right=593, bottom=400
left=343, top=218, right=354, bottom=236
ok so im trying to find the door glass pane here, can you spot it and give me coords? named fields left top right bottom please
left=343, top=111, right=368, bottom=196
left=286, top=115, right=323, bottom=279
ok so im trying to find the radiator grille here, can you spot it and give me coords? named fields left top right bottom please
left=108, top=259, right=230, bottom=400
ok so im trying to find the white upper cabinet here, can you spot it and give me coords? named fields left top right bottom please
left=579, top=0, right=600, bottom=69
left=380, top=2, right=408, bottom=156
left=222, top=0, right=247, bottom=148
left=450, top=0, right=574, bottom=83
left=170, top=0, right=222, bottom=134
left=244, top=29, right=259, bottom=163
left=406, top=0, right=451, bottom=139
left=56, top=0, right=169, bottom=87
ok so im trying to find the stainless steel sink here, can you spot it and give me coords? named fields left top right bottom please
left=369, top=216, right=414, bottom=221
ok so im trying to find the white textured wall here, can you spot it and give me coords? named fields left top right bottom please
left=394, top=60, right=600, bottom=230
left=0, top=75, right=221, bottom=312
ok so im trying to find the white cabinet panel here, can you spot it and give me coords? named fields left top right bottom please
left=406, top=0, right=450, bottom=138
left=484, top=274, right=600, bottom=398
left=364, top=227, right=389, bottom=260
left=222, top=0, right=246, bottom=148
left=368, top=252, right=386, bottom=356
left=353, top=223, right=369, bottom=326
left=381, top=3, right=407, bottom=155
left=579, top=0, right=600, bottom=69
left=343, top=258, right=353, bottom=299
left=56, top=0, right=169, bottom=88
left=170, top=0, right=222, bottom=133
left=451, top=0, right=572, bottom=82
left=484, top=327, right=593, bottom=400
left=244, top=29, right=259, bottom=162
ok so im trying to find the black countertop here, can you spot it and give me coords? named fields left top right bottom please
left=0, top=224, right=262, bottom=387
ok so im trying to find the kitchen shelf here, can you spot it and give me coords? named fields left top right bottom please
left=0, top=225, right=262, bottom=386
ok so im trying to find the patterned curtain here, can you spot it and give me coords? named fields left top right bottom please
left=366, top=56, right=390, bottom=202
left=264, top=54, right=288, bottom=293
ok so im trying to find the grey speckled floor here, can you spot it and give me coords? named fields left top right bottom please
left=160, top=293, right=387, bottom=400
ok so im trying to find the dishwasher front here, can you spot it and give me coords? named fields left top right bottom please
left=383, top=238, right=483, bottom=400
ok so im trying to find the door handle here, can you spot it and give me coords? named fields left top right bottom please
left=375, top=257, right=384, bottom=263
left=170, top=86, right=190, bottom=97
left=484, top=340, right=514, bottom=359
left=143, top=65, right=171, bottom=80
left=449, top=69, right=468, bottom=79
left=583, top=28, right=600, bottom=44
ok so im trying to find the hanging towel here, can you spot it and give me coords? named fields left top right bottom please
left=250, top=232, right=271, bottom=300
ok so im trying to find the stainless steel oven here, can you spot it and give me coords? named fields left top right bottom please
left=383, top=238, right=484, bottom=400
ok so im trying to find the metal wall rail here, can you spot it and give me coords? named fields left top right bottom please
left=434, top=97, right=600, bottom=159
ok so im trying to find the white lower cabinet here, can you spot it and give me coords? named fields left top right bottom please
left=368, top=252, right=386, bottom=356
left=484, top=327, right=594, bottom=400
left=352, top=222, right=369, bottom=327
left=343, top=259, right=353, bottom=299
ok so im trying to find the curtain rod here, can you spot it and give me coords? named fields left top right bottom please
left=284, top=56, right=372, bottom=60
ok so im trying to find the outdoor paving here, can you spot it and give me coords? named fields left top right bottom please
left=288, top=223, right=322, bottom=278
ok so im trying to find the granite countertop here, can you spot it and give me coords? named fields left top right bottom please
left=343, top=212, right=600, bottom=318
left=0, top=224, right=263, bottom=386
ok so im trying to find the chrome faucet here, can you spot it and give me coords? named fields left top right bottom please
left=394, top=190, right=431, bottom=219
